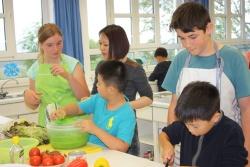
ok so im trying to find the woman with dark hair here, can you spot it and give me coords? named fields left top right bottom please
left=91, top=24, right=153, bottom=156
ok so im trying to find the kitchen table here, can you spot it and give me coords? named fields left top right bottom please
left=86, top=149, right=165, bottom=167
left=0, top=150, right=165, bottom=167
left=0, top=116, right=165, bottom=167
left=39, top=144, right=164, bottom=167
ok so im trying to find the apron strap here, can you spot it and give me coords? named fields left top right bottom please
left=184, top=53, right=192, bottom=68
left=176, top=53, right=192, bottom=96
left=214, top=42, right=224, bottom=94
left=178, top=42, right=224, bottom=98
left=184, top=42, right=224, bottom=92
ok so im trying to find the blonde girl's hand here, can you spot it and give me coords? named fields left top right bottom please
left=50, top=109, right=66, bottom=120
left=50, top=64, right=69, bottom=79
left=24, top=89, right=42, bottom=106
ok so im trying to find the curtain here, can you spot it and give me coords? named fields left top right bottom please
left=184, top=0, right=209, bottom=9
left=54, top=0, right=84, bottom=64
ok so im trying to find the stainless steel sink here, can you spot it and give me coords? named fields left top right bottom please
left=0, top=92, right=24, bottom=104
left=0, top=93, right=23, bottom=99
left=6, top=93, right=23, bottom=98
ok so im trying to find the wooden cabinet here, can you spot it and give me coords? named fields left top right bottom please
left=137, top=104, right=169, bottom=162
left=137, top=92, right=171, bottom=162
left=137, top=106, right=153, bottom=147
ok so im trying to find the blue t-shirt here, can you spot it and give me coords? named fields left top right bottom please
left=27, top=54, right=81, bottom=80
left=78, top=94, right=136, bottom=148
left=162, top=45, right=250, bottom=99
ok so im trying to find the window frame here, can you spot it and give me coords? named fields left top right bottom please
left=209, top=0, right=250, bottom=44
left=0, top=0, right=52, bottom=61
left=82, top=0, right=250, bottom=82
left=81, top=0, right=183, bottom=79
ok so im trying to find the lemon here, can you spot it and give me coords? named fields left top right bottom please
left=94, top=157, right=110, bottom=167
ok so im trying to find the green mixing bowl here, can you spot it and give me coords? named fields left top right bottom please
left=47, top=115, right=90, bottom=149
left=0, top=137, right=39, bottom=163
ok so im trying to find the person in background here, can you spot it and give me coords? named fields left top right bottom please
left=24, top=23, right=90, bottom=127
left=51, top=60, right=136, bottom=152
left=245, top=51, right=250, bottom=69
left=160, top=81, right=247, bottom=167
left=162, top=2, right=250, bottom=164
left=149, top=47, right=171, bottom=91
left=91, top=24, right=153, bottom=156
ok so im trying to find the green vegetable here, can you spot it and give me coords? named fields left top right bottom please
left=3, top=120, right=49, bottom=145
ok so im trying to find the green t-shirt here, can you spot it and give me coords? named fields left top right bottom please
left=27, top=54, right=81, bottom=80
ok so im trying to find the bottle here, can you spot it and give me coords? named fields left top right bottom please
left=9, top=136, right=24, bottom=163
left=143, top=150, right=154, bottom=161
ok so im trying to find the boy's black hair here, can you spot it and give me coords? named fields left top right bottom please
left=175, top=81, right=220, bottom=123
left=97, top=60, right=127, bottom=92
left=154, top=47, right=168, bottom=58
left=169, top=2, right=211, bottom=32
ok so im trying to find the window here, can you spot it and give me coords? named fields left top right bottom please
left=138, top=0, right=155, bottom=44
left=114, top=0, right=131, bottom=43
left=83, top=0, right=250, bottom=77
left=87, top=0, right=107, bottom=49
left=211, top=0, right=250, bottom=41
left=245, top=0, right=250, bottom=39
left=0, top=0, right=49, bottom=60
left=13, top=0, right=42, bottom=53
left=0, top=0, right=6, bottom=52
left=0, top=0, right=6, bottom=51
left=85, top=0, right=183, bottom=74
left=159, top=0, right=177, bottom=44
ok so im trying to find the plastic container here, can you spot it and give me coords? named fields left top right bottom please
left=0, top=137, right=39, bottom=164
left=47, top=115, right=90, bottom=149
left=67, top=150, right=86, bottom=162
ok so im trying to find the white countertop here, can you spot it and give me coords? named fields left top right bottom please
left=152, top=91, right=171, bottom=108
left=152, top=101, right=169, bottom=108
left=0, top=116, right=164, bottom=166
left=86, top=149, right=164, bottom=167
left=0, top=150, right=165, bottom=167
left=0, top=116, right=12, bottom=124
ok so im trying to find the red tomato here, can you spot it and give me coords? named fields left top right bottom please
left=49, top=151, right=61, bottom=156
left=29, top=155, right=42, bottom=166
left=52, top=154, right=65, bottom=165
left=41, top=152, right=51, bottom=160
left=29, top=147, right=41, bottom=157
left=42, top=157, right=54, bottom=166
left=68, top=158, right=88, bottom=167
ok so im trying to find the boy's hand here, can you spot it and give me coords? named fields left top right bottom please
left=161, top=143, right=175, bottom=166
left=76, top=119, right=96, bottom=133
left=50, top=109, right=66, bottom=120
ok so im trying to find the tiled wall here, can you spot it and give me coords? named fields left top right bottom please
left=0, top=59, right=35, bottom=80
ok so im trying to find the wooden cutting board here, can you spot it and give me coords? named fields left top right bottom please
left=38, top=143, right=103, bottom=154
